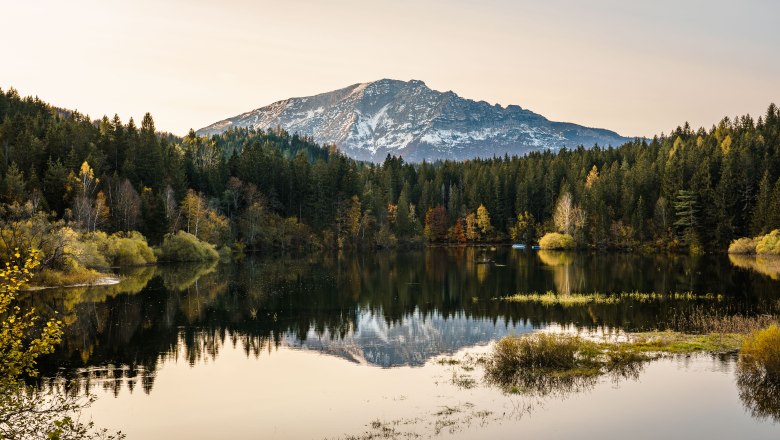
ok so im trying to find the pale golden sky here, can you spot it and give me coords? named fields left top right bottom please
left=3, top=0, right=778, bottom=137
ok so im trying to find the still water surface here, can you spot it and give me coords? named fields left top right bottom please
left=31, top=248, right=780, bottom=439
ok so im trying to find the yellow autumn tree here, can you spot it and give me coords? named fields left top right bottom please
left=464, top=212, right=480, bottom=242
left=180, top=190, right=230, bottom=245
left=476, top=204, right=494, bottom=238
left=71, top=161, right=109, bottom=232
left=585, top=165, right=599, bottom=189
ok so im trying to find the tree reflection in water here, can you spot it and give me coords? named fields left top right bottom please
left=737, top=366, right=780, bottom=423
left=25, top=248, right=780, bottom=399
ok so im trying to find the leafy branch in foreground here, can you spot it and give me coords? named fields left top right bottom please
left=0, top=249, right=123, bottom=440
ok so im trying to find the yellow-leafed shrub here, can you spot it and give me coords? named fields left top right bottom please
left=539, top=233, right=575, bottom=250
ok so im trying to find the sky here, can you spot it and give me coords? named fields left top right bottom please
left=3, top=0, right=779, bottom=137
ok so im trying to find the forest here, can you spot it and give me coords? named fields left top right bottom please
left=1, top=86, right=780, bottom=280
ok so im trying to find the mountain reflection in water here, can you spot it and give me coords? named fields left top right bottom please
left=29, top=248, right=780, bottom=394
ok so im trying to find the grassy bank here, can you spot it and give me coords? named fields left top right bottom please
left=482, top=314, right=779, bottom=395
left=29, top=267, right=118, bottom=289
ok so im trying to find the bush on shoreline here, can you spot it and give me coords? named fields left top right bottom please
left=740, top=325, right=780, bottom=378
left=156, top=231, right=219, bottom=262
left=78, top=231, right=157, bottom=268
left=539, top=233, right=575, bottom=250
left=729, top=237, right=759, bottom=254
left=729, top=230, right=780, bottom=255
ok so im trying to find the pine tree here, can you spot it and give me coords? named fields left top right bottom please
left=673, top=189, right=698, bottom=246
left=751, top=171, right=772, bottom=235
left=394, top=183, right=412, bottom=238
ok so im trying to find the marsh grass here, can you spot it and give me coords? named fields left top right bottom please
left=667, top=307, right=779, bottom=334
left=501, top=291, right=725, bottom=306
left=484, top=328, right=765, bottom=397
left=625, top=331, right=744, bottom=353
left=484, top=333, right=653, bottom=397
left=32, top=266, right=109, bottom=287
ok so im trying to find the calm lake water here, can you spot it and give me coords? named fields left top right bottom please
left=30, top=247, right=780, bottom=439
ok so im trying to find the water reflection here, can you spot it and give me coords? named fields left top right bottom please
left=29, top=248, right=780, bottom=392
left=729, top=254, right=780, bottom=281
left=737, top=336, right=780, bottom=423
left=737, top=366, right=780, bottom=423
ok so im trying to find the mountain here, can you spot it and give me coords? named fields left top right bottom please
left=286, top=309, right=532, bottom=368
left=197, top=79, right=630, bottom=162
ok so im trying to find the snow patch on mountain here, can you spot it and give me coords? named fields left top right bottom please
left=197, top=79, right=630, bottom=162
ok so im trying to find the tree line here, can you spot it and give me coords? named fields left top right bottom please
left=1, top=86, right=779, bottom=259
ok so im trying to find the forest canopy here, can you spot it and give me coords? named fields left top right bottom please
left=1, top=86, right=779, bottom=261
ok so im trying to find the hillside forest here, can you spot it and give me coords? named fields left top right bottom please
left=1, top=87, right=780, bottom=280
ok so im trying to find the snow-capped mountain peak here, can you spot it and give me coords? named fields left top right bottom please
left=197, top=79, right=629, bottom=162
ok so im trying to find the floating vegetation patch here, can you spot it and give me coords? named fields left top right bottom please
left=500, top=291, right=726, bottom=306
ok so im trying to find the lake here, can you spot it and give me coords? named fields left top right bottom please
left=30, top=247, right=780, bottom=439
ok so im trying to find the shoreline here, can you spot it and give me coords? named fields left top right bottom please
left=24, top=276, right=122, bottom=291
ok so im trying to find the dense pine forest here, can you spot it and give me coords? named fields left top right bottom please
left=1, top=86, right=780, bottom=275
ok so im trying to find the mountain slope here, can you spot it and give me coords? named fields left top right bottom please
left=198, top=79, right=630, bottom=162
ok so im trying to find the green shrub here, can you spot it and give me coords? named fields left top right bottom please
left=107, top=231, right=157, bottom=266
left=539, top=233, right=575, bottom=250
left=740, top=325, right=780, bottom=378
left=78, top=231, right=156, bottom=267
left=72, top=236, right=111, bottom=269
left=157, top=231, right=219, bottom=262
left=756, top=230, right=780, bottom=256
left=729, top=237, right=758, bottom=254
left=218, top=245, right=232, bottom=260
